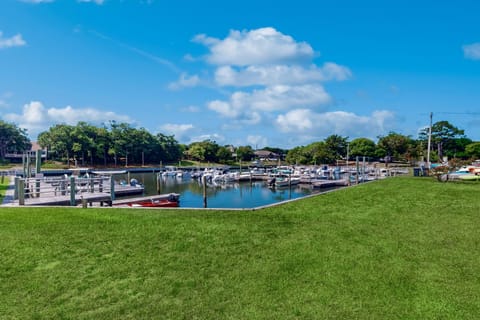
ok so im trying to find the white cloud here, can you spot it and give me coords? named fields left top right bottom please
left=275, top=108, right=395, bottom=139
left=190, top=133, right=225, bottom=144
left=215, top=62, right=351, bottom=87
left=4, top=101, right=132, bottom=137
left=247, top=135, right=268, bottom=149
left=159, top=123, right=194, bottom=137
left=275, top=109, right=314, bottom=132
left=463, top=42, right=480, bottom=60
left=168, top=73, right=200, bottom=90
left=208, top=84, right=331, bottom=123
left=0, top=31, right=26, bottom=49
left=194, top=27, right=314, bottom=66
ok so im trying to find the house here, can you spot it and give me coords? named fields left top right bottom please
left=254, top=150, right=280, bottom=161
left=4, top=141, right=46, bottom=162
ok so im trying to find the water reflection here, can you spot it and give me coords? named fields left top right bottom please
left=120, top=172, right=321, bottom=209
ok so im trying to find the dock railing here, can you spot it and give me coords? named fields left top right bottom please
left=16, top=175, right=113, bottom=206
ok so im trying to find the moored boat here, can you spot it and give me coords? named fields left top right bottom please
left=128, top=198, right=179, bottom=207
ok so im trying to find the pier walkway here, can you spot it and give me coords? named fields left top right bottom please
left=2, top=175, right=144, bottom=207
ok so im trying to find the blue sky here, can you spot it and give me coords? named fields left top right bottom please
left=1, top=0, right=479, bottom=149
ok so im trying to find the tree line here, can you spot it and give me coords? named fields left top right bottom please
left=287, top=121, right=480, bottom=165
left=1, top=119, right=480, bottom=166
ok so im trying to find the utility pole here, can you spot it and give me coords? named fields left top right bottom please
left=426, top=112, right=433, bottom=169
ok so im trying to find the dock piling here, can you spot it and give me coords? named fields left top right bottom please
left=202, top=175, right=207, bottom=208
left=18, top=179, right=25, bottom=205
left=14, top=177, right=19, bottom=200
left=70, top=176, right=76, bottom=206
left=110, top=177, right=115, bottom=201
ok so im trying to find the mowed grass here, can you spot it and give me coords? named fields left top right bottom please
left=1, top=177, right=479, bottom=319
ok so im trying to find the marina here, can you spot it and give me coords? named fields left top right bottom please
left=2, top=164, right=398, bottom=209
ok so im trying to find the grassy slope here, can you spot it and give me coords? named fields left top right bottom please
left=0, top=177, right=479, bottom=319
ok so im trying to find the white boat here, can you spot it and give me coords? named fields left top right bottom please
left=270, top=175, right=301, bottom=187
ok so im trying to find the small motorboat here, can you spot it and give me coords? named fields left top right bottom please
left=127, top=198, right=179, bottom=208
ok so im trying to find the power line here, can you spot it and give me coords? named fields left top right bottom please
left=435, top=112, right=480, bottom=115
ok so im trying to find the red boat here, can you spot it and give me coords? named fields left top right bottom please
left=127, top=199, right=179, bottom=208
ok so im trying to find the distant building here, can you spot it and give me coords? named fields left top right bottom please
left=254, top=150, right=279, bottom=161
left=4, top=141, right=46, bottom=162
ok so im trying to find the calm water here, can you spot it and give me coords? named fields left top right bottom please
left=120, top=172, right=325, bottom=209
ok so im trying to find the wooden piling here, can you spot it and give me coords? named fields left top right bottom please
left=110, top=177, right=115, bottom=201
left=35, top=150, right=42, bottom=174
left=202, top=175, right=207, bottom=208
left=70, top=176, right=76, bottom=206
left=14, top=177, right=19, bottom=200
left=18, top=179, right=25, bottom=205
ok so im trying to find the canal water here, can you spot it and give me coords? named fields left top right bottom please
left=122, top=172, right=327, bottom=209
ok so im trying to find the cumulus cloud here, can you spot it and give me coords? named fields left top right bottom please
left=215, top=62, right=351, bottom=87
left=0, top=31, right=26, bottom=49
left=158, top=123, right=194, bottom=140
left=247, top=135, right=268, bottom=149
left=4, top=101, right=132, bottom=137
left=208, top=84, right=331, bottom=123
left=463, top=43, right=480, bottom=60
left=168, top=73, right=200, bottom=90
left=191, top=26, right=357, bottom=139
left=275, top=109, right=395, bottom=139
left=193, top=27, right=314, bottom=66
left=190, top=133, right=225, bottom=144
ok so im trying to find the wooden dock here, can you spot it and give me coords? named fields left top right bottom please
left=23, top=192, right=113, bottom=206
left=15, top=176, right=144, bottom=206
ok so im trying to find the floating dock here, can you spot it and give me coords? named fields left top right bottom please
left=13, top=175, right=144, bottom=206
left=311, top=179, right=349, bottom=189
left=113, top=193, right=180, bottom=207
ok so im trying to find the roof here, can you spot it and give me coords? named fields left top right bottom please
left=254, top=150, right=279, bottom=157
left=30, top=141, right=43, bottom=151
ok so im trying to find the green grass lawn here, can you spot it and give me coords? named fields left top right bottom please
left=1, top=177, right=479, bottom=319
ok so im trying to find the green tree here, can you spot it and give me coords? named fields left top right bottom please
left=285, top=146, right=309, bottom=165
left=419, top=121, right=465, bottom=159
left=38, top=124, right=75, bottom=166
left=324, top=134, right=348, bottom=164
left=71, top=122, right=97, bottom=166
left=348, top=138, right=376, bottom=159
left=157, top=133, right=181, bottom=163
left=186, top=140, right=219, bottom=162
left=305, top=141, right=330, bottom=165
left=444, top=137, right=473, bottom=159
left=108, top=121, right=132, bottom=167
left=465, top=142, right=480, bottom=159
left=377, top=132, right=410, bottom=161
left=216, top=146, right=233, bottom=164
left=236, top=145, right=254, bottom=162
left=94, top=126, right=112, bottom=167
left=0, top=120, right=31, bottom=160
